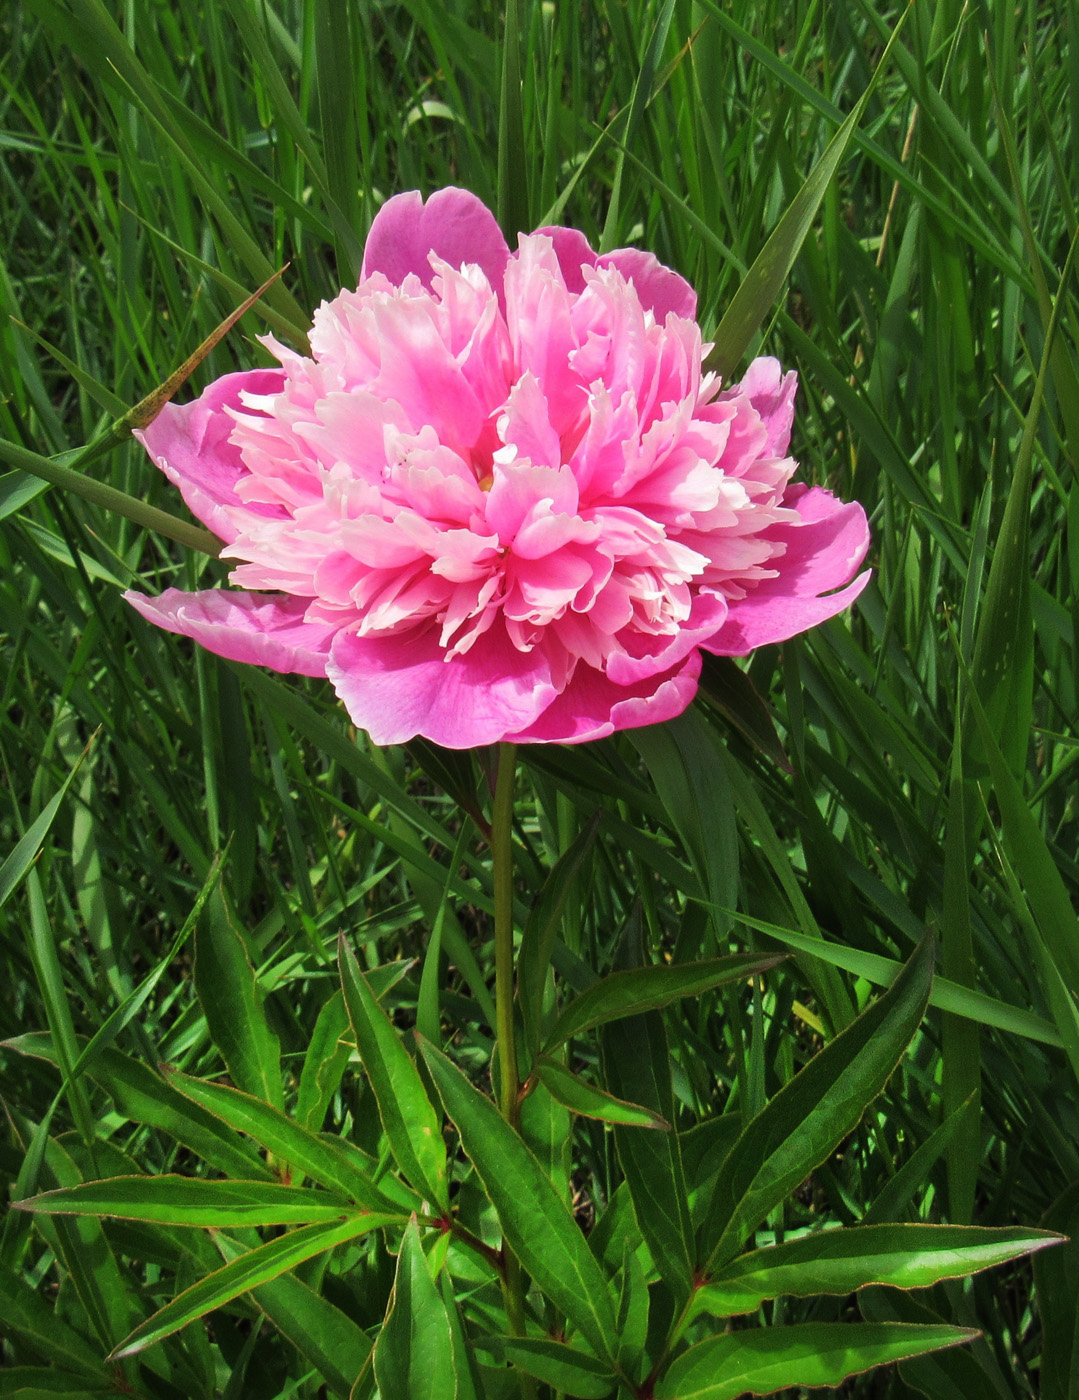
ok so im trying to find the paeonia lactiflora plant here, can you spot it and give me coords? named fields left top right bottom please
left=14, top=190, right=1059, bottom=1400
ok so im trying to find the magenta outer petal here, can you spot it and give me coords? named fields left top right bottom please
left=534, top=225, right=697, bottom=321
left=124, top=588, right=336, bottom=676
left=598, top=247, right=697, bottom=321
left=135, top=369, right=287, bottom=545
left=533, top=225, right=597, bottom=294
left=703, top=486, right=871, bottom=656
left=360, top=187, right=510, bottom=295
left=508, top=651, right=700, bottom=744
left=326, top=625, right=559, bottom=749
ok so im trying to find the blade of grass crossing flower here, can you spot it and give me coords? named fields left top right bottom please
left=373, top=1219, right=458, bottom=1400
left=700, top=934, right=934, bottom=1272
left=497, top=0, right=529, bottom=241
left=109, top=1214, right=399, bottom=1360
left=194, top=885, right=283, bottom=1110
left=0, top=436, right=221, bottom=555
left=338, top=938, right=449, bottom=1211
left=705, top=4, right=911, bottom=380
left=692, top=1224, right=1061, bottom=1318
left=417, top=1037, right=619, bottom=1364
left=653, top=1322, right=978, bottom=1399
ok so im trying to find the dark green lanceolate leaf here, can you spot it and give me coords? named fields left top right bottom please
left=16, top=1175, right=353, bottom=1227
left=494, top=1337, right=617, bottom=1398
left=1034, top=1184, right=1079, bottom=1400
left=417, top=1037, right=619, bottom=1364
left=535, top=1056, right=670, bottom=1129
left=694, top=1224, right=1061, bottom=1317
left=702, top=4, right=910, bottom=380
left=296, top=990, right=354, bottom=1132
left=519, top=812, right=601, bottom=1053
left=653, top=1322, right=977, bottom=1399
left=338, top=938, right=449, bottom=1210
left=216, top=1235, right=374, bottom=1400
left=544, top=953, right=780, bottom=1053
left=195, top=886, right=283, bottom=1111
left=700, top=935, right=934, bottom=1272
left=0, top=1366, right=115, bottom=1396
left=3, top=1035, right=274, bottom=1181
left=110, top=1213, right=400, bottom=1359
left=163, top=1068, right=394, bottom=1210
left=374, top=1219, right=457, bottom=1400
left=602, top=1013, right=695, bottom=1302
left=696, top=655, right=791, bottom=772
left=0, top=1274, right=108, bottom=1379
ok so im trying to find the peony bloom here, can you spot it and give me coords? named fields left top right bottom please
left=126, top=188, right=869, bottom=748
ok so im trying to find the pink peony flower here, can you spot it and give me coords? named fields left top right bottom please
left=126, top=187, right=869, bottom=748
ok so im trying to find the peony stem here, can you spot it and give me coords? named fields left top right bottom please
left=491, top=743, right=536, bottom=1400
left=492, top=741, right=520, bottom=1123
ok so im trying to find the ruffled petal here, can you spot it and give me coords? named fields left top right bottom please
left=508, top=650, right=701, bottom=744
left=729, top=357, right=798, bottom=456
left=599, top=247, right=697, bottom=322
left=360, top=187, right=510, bottom=296
left=135, top=369, right=287, bottom=545
left=535, top=226, right=697, bottom=322
left=124, top=588, right=337, bottom=676
left=326, top=623, right=558, bottom=748
left=703, top=487, right=871, bottom=655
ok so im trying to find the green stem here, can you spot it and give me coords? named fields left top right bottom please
left=491, top=743, right=536, bottom=1400
left=493, top=742, right=519, bottom=1123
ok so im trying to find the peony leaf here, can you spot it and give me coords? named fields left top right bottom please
left=161, top=1069, right=396, bottom=1211
left=497, top=0, right=528, bottom=240
left=535, top=1055, right=670, bottom=1129
left=16, top=1175, right=354, bottom=1227
left=338, top=937, right=449, bottom=1210
left=694, top=1224, right=1062, bottom=1318
left=653, top=1322, right=977, bottom=1399
left=602, top=1010, right=694, bottom=1302
left=543, top=952, right=781, bottom=1052
left=699, top=934, right=934, bottom=1272
left=230, top=1252, right=374, bottom=1400
left=374, top=1219, right=457, bottom=1400
left=417, top=1036, right=620, bottom=1364
left=491, top=1336, right=617, bottom=1399
left=109, top=1214, right=398, bottom=1359
left=195, top=884, right=284, bottom=1111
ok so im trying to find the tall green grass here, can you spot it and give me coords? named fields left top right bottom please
left=1, top=0, right=1076, bottom=1395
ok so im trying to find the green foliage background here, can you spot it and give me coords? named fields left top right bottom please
left=1, top=0, right=1077, bottom=1396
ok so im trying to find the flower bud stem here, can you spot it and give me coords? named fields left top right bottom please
left=491, top=742, right=536, bottom=1399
